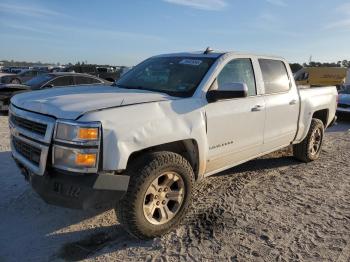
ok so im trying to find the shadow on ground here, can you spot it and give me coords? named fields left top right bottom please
left=327, top=116, right=350, bottom=133
left=213, top=146, right=298, bottom=178
left=56, top=225, right=155, bottom=261
left=0, top=150, right=118, bottom=261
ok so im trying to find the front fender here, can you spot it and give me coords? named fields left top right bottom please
left=80, top=98, right=208, bottom=175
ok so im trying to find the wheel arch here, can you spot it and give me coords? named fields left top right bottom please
left=126, top=139, right=200, bottom=180
left=312, top=109, right=329, bottom=127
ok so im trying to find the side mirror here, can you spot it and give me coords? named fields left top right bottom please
left=207, top=82, right=248, bottom=103
left=43, top=84, right=54, bottom=88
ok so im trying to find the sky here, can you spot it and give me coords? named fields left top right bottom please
left=0, top=0, right=349, bottom=66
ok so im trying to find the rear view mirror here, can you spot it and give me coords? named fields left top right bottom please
left=207, top=82, right=248, bottom=103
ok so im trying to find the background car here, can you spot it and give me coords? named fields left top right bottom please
left=0, top=72, right=112, bottom=111
left=62, top=64, right=121, bottom=82
left=0, top=69, right=48, bottom=84
left=337, top=84, right=350, bottom=118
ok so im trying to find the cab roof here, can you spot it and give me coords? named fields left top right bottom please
left=154, top=50, right=285, bottom=61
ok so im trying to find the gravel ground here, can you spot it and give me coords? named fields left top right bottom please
left=0, top=113, right=350, bottom=262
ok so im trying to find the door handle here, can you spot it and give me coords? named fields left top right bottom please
left=289, top=99, right=297, bottom=105
left=251, top=105, right=264, bottom=112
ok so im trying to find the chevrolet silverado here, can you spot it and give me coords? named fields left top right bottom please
left=9, top=50, right=337, bottom=239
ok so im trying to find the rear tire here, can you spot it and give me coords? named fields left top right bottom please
left=293, top=118, right=324, bottom=162
left=115, top=151, right=195, bottom=239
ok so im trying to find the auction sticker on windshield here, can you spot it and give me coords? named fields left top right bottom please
left=179, top=59, right=203, bottom=66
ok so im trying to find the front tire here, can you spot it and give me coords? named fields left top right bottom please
left=10, top=78, right=20, bottom=84
left=115, top=151, right=195, bottom=239
left=293, top=118, right=324, bottom=162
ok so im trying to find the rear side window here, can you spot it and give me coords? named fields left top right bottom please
left=22, top=71, right=36, bottom=77
left=217, top=58, right=256, bottom=96
left=75, top=76, right=102, bottom=85
left=259, top=59, right=290, bottom=94
left=49, top=76, right=74, bottom=87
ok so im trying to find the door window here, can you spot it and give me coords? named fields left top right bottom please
left=217, top=58, right=256, bottom=96
left=259, top=59, right=290, bottom=94
left=75, top=76, right=102, bottom=85
left=21, top=70, right=36, bottom=77
left=49, top=76, right=74, bottom=87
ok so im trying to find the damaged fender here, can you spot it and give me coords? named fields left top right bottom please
left=80, top=98, right=209, bottom=177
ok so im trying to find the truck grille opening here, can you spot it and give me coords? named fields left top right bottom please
left=338, top=103, right=350, bottom=108
left=10, top=114, right=47, bottom=136
left=12, top=137, right=42, bottom=166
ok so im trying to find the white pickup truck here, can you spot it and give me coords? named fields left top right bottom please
left=9, top=50, right=337, bottom=239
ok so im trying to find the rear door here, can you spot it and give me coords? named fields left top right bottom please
left=205, top=58, right=265, bottom=174
left=259, top=59, right=299, bottom=152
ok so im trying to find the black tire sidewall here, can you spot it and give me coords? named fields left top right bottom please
left=306, top=119, right=324, bottom=161
left=117, top=151, right=195, bottom=239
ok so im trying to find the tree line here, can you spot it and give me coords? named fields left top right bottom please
left=290, top=60, right=350, bottom=73
left=0, top=60, right=122, bottom=68
left=2, top=59, right=349, bottom=74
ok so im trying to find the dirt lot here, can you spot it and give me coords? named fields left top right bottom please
left=0, top=113, right=350, bottom=262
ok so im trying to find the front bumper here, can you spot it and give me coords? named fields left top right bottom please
left=14, top=159, right=129, bottom=210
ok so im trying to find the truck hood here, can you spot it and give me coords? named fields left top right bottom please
left=11, top=85, right=178, bottom=119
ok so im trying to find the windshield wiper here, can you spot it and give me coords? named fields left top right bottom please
left=115, top=84, right=189, bottom=97
left=116, top=84, right=146, bottom=90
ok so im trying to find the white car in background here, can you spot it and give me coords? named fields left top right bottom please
left=337, top=84, right=350, bottom=114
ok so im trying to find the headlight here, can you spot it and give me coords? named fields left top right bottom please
left=53, top=145, right=99, bottom=172
left=53, top=120, right=101, bottom=173
left=54, top=120, right=101, bottom=144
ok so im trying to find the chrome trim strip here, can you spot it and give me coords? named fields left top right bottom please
left=52, top=144, right=100, bottom=173
left=9, top=104, right=55, bottom=144
left=10, top=129, right=49, bottom=176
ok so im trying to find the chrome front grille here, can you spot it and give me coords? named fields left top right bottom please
left=10, top=114, right=47, bottom=136
left=9, top=104, right=56, bottom=175
left=12, top=136, right=41, bottom=166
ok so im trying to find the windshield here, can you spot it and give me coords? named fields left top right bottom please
left=115, top=56, right=216, bottom=97
left=25, top=74, right=55, bottom=89
left=340, top=85, right=350, bottom=94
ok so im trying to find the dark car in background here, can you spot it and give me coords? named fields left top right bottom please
left=0, top=69, right=48, bottom=84
left=1, top=66, right=29, bottom=74
left=0, top=72, right=111, bottom=111
left=63, top=65, right=121, bottom=82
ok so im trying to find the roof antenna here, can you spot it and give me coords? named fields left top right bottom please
left=203, top=47, right=213, bottom=54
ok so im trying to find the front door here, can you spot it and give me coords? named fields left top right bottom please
left=205, top=58, right=265, bottom=174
